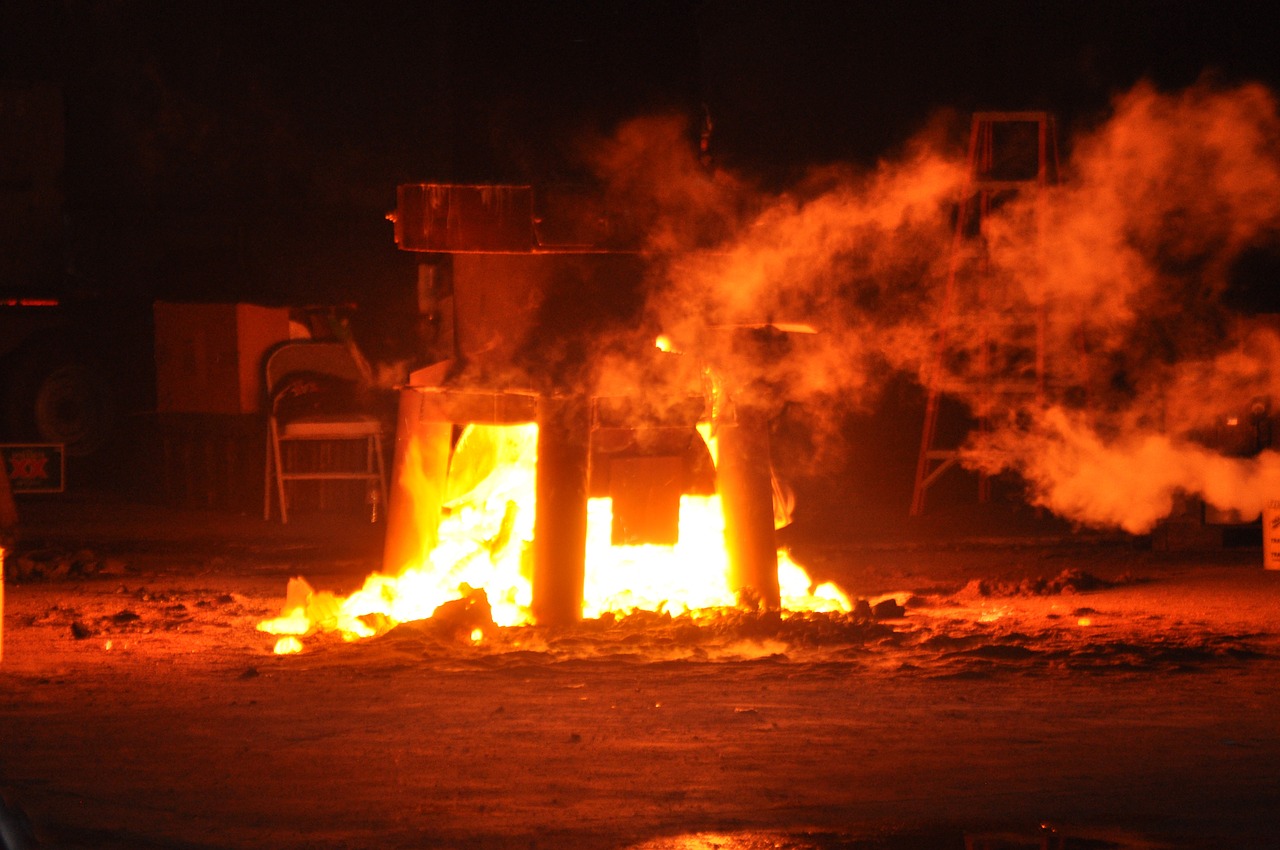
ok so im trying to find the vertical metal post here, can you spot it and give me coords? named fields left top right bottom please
left=531, top=395, right=590, bottom=626
left=717, top=410, right=780, bottom=611
left=382, top=389, right=453, bottom=574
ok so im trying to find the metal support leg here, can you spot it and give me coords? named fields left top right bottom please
left=718, top=410, right=780, bottom=611
left=531, top=395, right=590, bottom=627
left=263, top=424, right=274, bottom=521
left=270, top=418, right=289, bottom=523
left=382, top=388, right=452, bottom=574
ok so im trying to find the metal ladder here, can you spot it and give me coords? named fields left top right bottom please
left=910, top=111, right=1061, bottom=516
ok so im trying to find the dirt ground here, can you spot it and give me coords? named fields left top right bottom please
left=2, top=493, right=1278, bottom=850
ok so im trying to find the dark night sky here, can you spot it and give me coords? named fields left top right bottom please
left=4, top=0, right=1280, bottom=357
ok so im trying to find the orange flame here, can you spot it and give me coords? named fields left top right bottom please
left=260, top=424, right=848, bottom=652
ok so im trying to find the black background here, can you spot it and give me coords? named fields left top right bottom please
left=7, top=2, right=1279, bottom=327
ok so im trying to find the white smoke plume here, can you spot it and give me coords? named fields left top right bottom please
left=963, top=81, right=1280, bottom=530
left=968, top=406, right=1280, bottom=534
left=587, top=79, right=1280, bottom=532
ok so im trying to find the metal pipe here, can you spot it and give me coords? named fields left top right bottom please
left=531, top=395, right=590, bottom=626
left=717, top=411, right=780, bottom=611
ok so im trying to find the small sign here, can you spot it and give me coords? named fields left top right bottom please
left=1, top=444, right=65, bottom=493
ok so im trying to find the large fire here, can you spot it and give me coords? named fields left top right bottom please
left=262, top=79, right=1280, bottom=652
left=260, top=423, right=849, bottom=653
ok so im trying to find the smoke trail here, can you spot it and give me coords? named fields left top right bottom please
left=587, top=80, right=1280, bottom=531
left=967, top=405, right=1280, bottom=534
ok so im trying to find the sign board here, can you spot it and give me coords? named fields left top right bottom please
left=1, top=444, right=65, bottom=493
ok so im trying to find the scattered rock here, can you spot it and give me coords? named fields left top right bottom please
left=8, top=550, right=54, bottom=580
left=852, top=599, right=873, bottom=620
left=965, top=569, right=1118, bottom=598
left=238, top=667, right=260, bottom=679
left=872, top=598, right=907, bottom=620
left=2, top=547, right=128, bottom=581
left=430, top=584, right=495, bottom=640
left=567, top=733, right=581, bottom=744
left=111, top=610, right=141, bottom=623
left=70, top=621, right=94, bottom=640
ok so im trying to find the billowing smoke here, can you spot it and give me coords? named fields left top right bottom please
left=966, top=405, right=1280, bottom=534
left=965, top=81, right=1280, bottom=530
left=584, top=114, right=965, bottom=463
left=586, top=79, right=1280, bottom=532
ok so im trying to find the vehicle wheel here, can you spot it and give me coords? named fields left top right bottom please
left=5, top=352, right=117, bottom=457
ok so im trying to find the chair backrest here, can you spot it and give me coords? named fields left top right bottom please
left=264, top=342, right=365, bottom=394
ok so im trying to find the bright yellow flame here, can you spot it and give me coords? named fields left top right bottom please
left=259, top=422, right=850, bottom=646
left=778, top=551, right=852, bottom=613
left=273, top=636, right=304, bottom=655
left=257, top=605, right=309, bottom=636
left=584, top=495, right=736, bottom=617
left=655, top=334, right=674, bottom=352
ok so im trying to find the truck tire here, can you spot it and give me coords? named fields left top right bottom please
left=4, top=348, right=117, bottom=457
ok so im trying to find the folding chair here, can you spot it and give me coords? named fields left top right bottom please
left=262, top=342, right=388, bottom=522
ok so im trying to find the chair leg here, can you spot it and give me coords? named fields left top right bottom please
left=263, top=423, right=274, bottom=521
left=373, top=434, right=389, bottom=513
left=271, top=419, right=290, bottom=523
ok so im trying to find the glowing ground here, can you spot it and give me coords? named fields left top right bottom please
left=1, top=496, right=1277, bottom=850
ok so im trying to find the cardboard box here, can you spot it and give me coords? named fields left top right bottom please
left=153, top=302, right=290, bottom=414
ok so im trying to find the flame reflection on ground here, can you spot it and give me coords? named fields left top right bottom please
left=626, top=832, right=852, bottom=850
left=623, top=827, right=1148, bottom=850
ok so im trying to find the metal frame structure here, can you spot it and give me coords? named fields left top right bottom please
left=911, top=112, right=1061, bottom=516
